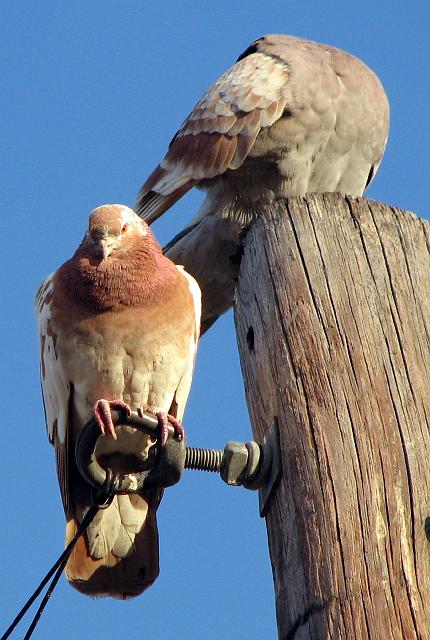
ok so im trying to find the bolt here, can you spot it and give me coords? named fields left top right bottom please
left=185, top=447, right=223, bottom=472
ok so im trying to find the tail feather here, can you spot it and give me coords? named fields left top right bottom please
left=136, top=163, right=196, bottom=223
left=65, top=492, right=159, bottom=599
left=136, top=183, right=195, bottom=224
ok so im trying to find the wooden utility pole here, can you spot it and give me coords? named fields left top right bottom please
left=234, top=194, right=430, bottom=640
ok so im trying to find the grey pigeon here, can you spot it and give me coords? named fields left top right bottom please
left=136, top=34, right=389, bottom=333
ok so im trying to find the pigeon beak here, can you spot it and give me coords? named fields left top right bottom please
left=99, top=238, right=116, bottom=260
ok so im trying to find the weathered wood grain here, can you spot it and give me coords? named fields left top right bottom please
left=235, top=194, right=430, bottom=639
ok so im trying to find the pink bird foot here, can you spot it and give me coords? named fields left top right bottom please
left=93, top=399, right=131, bottom=440
left=156, top=412, right=185, bottom=447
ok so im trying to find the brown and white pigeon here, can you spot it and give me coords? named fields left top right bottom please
left=35, top=204, right=200, bottom=598
left=136, top=34, right=390, bottom=333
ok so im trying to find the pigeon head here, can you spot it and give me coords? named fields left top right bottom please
left=65, top=203, right=175, bottom=311
left=85, top=204, right=149, bottom=260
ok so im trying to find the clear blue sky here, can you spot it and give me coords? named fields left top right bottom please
left=1, top=2, right=428, bottom=638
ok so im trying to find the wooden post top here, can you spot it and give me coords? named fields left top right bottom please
left=235, top=194, right=430, bottom=639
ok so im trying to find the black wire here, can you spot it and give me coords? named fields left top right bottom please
left=1, top=504, right=100, bottom=640
left=1, top=467, right=117, bottom=640
left=23, top=552, right=71, bottom=640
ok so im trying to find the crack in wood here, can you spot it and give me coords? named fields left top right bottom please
left=283, top=601, right=328, bottom=639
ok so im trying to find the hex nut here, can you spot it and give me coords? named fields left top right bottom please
left=221, top=441, right=249, bottom=486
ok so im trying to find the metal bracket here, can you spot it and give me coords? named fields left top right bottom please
left=258, top=418, right=282, bottom=517
left=75, top=411, right=282, bottom=516
left=75, top=409, right=186, bottom=494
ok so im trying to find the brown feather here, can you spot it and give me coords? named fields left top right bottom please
left=138, top=164, right=168, bottom=195
left=57, top=230, right=178, bottom=313
left=136, top=49, right=291, bottom=223
left=136, top=180, right=195, bottom=222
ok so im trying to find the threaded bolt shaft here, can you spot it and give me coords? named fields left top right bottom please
left=185, top=447, right=224, bottom=472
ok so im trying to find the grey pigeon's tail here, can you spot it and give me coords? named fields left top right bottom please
left=136, top=163, right=195, bottom=224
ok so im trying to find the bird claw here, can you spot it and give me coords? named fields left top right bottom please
left=93, top=399, right=131, bottom=440
left=156, top=411, right=184, bottom=447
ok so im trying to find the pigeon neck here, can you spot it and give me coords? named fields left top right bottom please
left=60, top=245, right=178, bottom=312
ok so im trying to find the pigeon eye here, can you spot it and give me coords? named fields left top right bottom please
left=121, top=224, right=128, bottom=233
